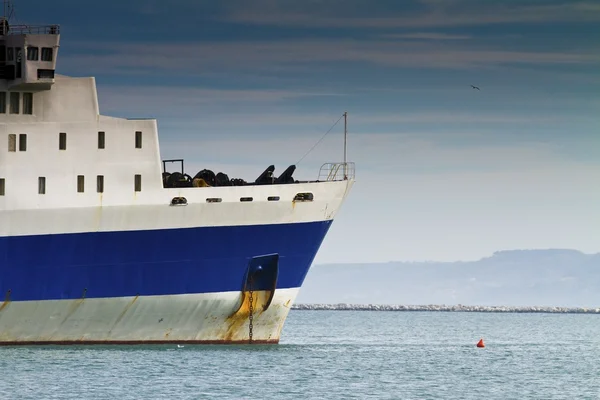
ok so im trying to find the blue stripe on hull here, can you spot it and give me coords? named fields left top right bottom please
left=0, top=221, right=333, bottom=301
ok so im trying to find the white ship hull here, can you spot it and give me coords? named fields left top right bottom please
left=0, top=180, right=353, bottom=345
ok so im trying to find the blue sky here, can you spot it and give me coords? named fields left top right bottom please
left=18, top=0, right=600, bottom=262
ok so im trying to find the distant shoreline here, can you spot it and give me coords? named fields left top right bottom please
left=292, top=304, right=600, bottom=314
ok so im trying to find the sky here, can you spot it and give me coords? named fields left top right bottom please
left=14, top=0, right=600, bottom=263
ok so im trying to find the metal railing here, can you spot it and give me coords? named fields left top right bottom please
left=318, top=162, right=355, bottom=182
left=3, top=24, right=60, bottom=35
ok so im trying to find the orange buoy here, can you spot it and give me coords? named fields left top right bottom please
left=476, top=338, right=485, bottom=348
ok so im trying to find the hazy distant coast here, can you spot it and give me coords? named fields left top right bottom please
left=297, top=249, right=600, bottom=307
left=292, top=304, right=600, bottom=314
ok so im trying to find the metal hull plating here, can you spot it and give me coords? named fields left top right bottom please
left=0, top=180, right=353, bottom=344
left=0, top=289, right=299, bottom=344
left=0, top=220, right=333, bottom=301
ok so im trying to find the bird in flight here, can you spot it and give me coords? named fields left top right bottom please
left=470, top=85, right=480, bottom=90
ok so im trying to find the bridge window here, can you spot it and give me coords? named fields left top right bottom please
left=0, top=178, right=5, bottom=196
left=23, top=93, right=33, bottom=115
left=38, top=177, right=46, bottom=194
left=134, top=174, right=142, bottom=192
left=0, top=92, right=5, bottom=114
left=41, top=47, right=53, bottom=62
left=7, top=47, right=13, bottom=61
left=10, top=92, right=19, bottom=114
left=15, top=48, right=22, bottom=79
left=135, top=131, right=142, bottom=149
left=98, top=131, right=105, bottom=149
left=59, top=132, right=67, bottom=150
left=37, top=69, right=55, bottom=79
left=19, top=134, right=27, bottom=151
left=8, top=134, right=16, bottom=152
left=27, top=47, right=39, bottom=61
left=97, top=175, right=104, bottom=193
left=77, top=175, right=85, bottom=193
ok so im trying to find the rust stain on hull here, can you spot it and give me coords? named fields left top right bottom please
left=224, top=289, right=274, bottom=342
left=108, top=295, right=139, bottom=335
left=60, top=298, right=85, bottom=325
left=230, top=289, right=273, bottom=316
left=0, top=290, right=11, bottom=313
left=0, top=290, right=295, bottom=345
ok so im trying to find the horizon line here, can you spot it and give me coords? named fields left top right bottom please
left=292, top=304, right=600, bottom=314
left=315, top=248, right=598, bottom=266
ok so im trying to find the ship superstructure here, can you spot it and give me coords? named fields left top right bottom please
left=0, top=3, right=354, bottom=344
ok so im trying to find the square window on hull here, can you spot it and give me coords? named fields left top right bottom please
left=59, top=132, right=67, bottom=150
left=8, top=134, right=16, bottom=152
left=23, top=93, right=33, bottom=115
left=10, top=92, right=19, bottom=114
left=0, top=92, right=6, bottom=114
left=38, top=177, right=46, bottom=194
left=19, top=134, right=27, bottom=151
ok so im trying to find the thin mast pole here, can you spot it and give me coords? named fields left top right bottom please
left=1, top=0, right=6, bottom=35
left=343, top=111, right=348, bottom=180
left=3, top=0, right=9, bottom=21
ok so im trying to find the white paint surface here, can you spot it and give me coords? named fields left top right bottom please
left=0, top=288, right=299, bottom=343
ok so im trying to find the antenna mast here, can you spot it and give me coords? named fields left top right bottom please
left=2, top=0, right=9, bottom=20
left=1, top=0, right=11, bottom=35
left=1, top=0, right=6, bottom=35
left=343, top=111, right=348, bottom=180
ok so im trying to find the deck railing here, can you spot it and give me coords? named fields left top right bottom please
left=4, top=24, right=60, bottom=35
left=318, top=162, right=355, bottom=182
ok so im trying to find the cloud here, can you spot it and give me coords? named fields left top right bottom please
left=97, top=85, right=344, bottom=115
left=379, top=32, right=472, bottom=40
left=61, top=39, right=600, bottom=79
left=222, top=0, right=600, bottom=28
left=96, top=84, right=595, bottom=127
left=154, top=124, right=599, bottom=179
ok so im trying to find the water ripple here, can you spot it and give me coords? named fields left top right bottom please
left=1, top=311, right=599, bottom=399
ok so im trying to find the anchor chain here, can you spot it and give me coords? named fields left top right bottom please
left=248, top=275, right=254, bottom=344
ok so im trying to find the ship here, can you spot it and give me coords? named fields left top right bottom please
left=0, top=3, right=354, bottom=345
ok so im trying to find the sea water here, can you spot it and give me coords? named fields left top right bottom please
left=1, top=311, right=599, bottom=399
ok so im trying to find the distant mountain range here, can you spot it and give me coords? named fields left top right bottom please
left=296, top=249, right=600, bottom=307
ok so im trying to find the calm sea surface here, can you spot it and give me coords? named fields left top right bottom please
left=2, top=311, right=599, bottom=399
